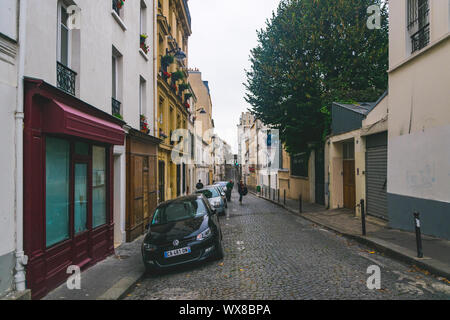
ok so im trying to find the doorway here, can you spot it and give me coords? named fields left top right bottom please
left=342, top=141, right=355, bottom=210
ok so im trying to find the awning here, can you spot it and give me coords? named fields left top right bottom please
left=43, top=99, right=125, bottom=145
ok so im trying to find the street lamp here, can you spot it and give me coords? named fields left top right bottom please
left=166, top=47, right=186, bottom=62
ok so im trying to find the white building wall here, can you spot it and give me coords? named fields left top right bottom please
left=388, top=0, right=450, bottom=239
left=0, top=0, right=19, bottom=297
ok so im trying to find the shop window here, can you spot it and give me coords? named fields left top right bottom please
left=92, top=146, right=107, bottom=228
left=46, top=137, right=70, bottom=247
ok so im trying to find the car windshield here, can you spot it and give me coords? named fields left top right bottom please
left=151, top=199, right=208, bottom=225
left=196, top=188, right=219, bottom=199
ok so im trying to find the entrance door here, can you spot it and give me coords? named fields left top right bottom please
left=73, top=161, right=91, bottom=267
left=343, top=160, right=356, bottom=210
left=342, top=141, right=356, bottom=210
left=158, top=160, right=165, bottom=202
left=315, top=148, right=325, bottom=205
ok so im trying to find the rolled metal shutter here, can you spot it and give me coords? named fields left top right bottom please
left=366, top=133, right=388, bottom=220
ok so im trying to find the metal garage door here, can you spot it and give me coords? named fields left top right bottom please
left=366, top=132, right=388, bottom=220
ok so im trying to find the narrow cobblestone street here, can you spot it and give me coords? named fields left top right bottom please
left=125, top=191, right=450, bottom=300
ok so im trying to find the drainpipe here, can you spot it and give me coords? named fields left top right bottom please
left=14, top=0, right=29, bottom=292
left=153, top=0, right=158, bottom=137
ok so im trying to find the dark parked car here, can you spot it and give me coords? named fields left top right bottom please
left=142, top=195, right=224, bottom=272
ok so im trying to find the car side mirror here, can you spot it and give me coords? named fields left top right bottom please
left=211, top=209, right=217, bottom=215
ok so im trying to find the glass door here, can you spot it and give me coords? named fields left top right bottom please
left=74, top=162, right=88, bottom=235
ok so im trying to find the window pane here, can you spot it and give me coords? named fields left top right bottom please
left=74, top=163, right=88, bottom=234
left=92, top=146, right=107, bottom=228
left=46, top=137, right=70, bottom=247
left=60, top=25, right=69, bottom=66
left=74, top=142, right=89, bottom=155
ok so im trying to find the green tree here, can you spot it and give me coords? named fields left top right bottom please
left=245, top=0, right=388, bottom=155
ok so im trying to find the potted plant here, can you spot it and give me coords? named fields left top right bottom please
left=161, top=54, right=174, bottom=69
left=140, top=115, right=150, bottom=134
left=140, top=34, right=149, bottom=54
left=113, top=113, right=123, bottom=120
left=171, top=70, right=185, bottom=82
left=184, top=102, right=190, bottom=109
left=117, top=0, right=125, bottom=9
left=178, top=83, right=189, bottom=92
left=159, top=128, right=168, bottom=139
left=162, top=70, right=172, bottom=79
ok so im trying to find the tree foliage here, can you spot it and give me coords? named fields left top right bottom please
left=245, top=0, right=389, bottom=154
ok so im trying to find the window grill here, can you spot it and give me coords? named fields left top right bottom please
left=408, top=0, right=430, bottom=53
left=112, top=0, right=121, bottom=16
left=57, top=62, right=77, bottom=96
left=111, top=97, right=122, bottom=116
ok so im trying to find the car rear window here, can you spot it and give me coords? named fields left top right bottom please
left=151, top=199, right=208, bottom=225
left=196, top=188, right=219, bottom=198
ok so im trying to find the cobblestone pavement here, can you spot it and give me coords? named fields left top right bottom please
left=125, top=191, right=450, bottom=300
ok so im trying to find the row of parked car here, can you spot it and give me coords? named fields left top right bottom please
left=141, top=182, right=232, bottom=272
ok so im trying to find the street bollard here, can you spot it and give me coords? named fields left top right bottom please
left=273, top=189, right=275, bottom=201
left=414, top=212, right=424, bottom=258
left=283, top=189, right=286, bottom=205
left=299, top=194, right=302, bottom=213
left=360, top=199, right=366, bottom=236
left=278, top=189, right=280, bottom=203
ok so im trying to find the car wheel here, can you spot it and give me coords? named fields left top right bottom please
left=214, top=239, right=224, bottom=260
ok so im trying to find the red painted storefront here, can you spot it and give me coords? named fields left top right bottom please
left=23, top=78, right=125, bottom=299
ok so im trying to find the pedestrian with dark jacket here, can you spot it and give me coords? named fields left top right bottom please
left=238, top=180, right=247, bottom=204
left=196, top=180, right=204, bottom=190
left=226, top=180, right=234, bottom=201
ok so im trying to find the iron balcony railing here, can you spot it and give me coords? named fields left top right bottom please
left=112, top=0, right=121, bottom=16
left=411, top=24, right=430, bottom=53
left=111, top=97, right=122, bottom=116
left=57, top=62, right=77, bottom=96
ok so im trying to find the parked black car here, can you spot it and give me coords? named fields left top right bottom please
left=142, top=195, right=224, bottom=272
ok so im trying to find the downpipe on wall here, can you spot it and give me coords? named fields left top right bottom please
left=14, top=0, right=28, bottom=292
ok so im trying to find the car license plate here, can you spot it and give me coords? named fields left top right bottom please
left=164, top=247, right=191, bottom=258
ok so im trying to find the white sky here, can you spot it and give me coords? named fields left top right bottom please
left=188, top=0, right=281, bottom=154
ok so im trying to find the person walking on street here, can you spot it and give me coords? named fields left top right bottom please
left=238, top=180, right=247, bottom=204
left=196, top=180, right=204, bottom=190
left=226, top=180, right=234, bottom=201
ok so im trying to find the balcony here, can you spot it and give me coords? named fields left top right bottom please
left=111, top=97, right=122, bottom=118
left=112, top=0, right=122, bottom=16
left=411, top=24, right=430, bottom=53
left=57, top=62, right=77, bottom=96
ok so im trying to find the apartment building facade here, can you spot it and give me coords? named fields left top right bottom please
left=0, top=0, right=159, bottom=299
left=387, top=0, right=450, bottom=239
left=156, top=0, right=192, bottom=202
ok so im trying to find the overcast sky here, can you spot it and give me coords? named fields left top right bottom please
left=188, top=0, right=281, bottom=154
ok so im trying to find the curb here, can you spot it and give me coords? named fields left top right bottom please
left=97, top=271, right=145, bottom=300
left=250, top=191, right=450, bottom=280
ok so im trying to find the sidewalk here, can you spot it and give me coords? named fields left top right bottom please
left=252, top=191, right=450, bottom=281
left=44, top=235, right=145, bottom=300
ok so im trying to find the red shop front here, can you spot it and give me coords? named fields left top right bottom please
left=23, top=78, right=125, bottom=299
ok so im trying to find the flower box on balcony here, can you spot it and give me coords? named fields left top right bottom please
left=140, top=115, right=150, bottom=134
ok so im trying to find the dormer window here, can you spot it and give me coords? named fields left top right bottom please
left=407, top=0, right=430, bottom=53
